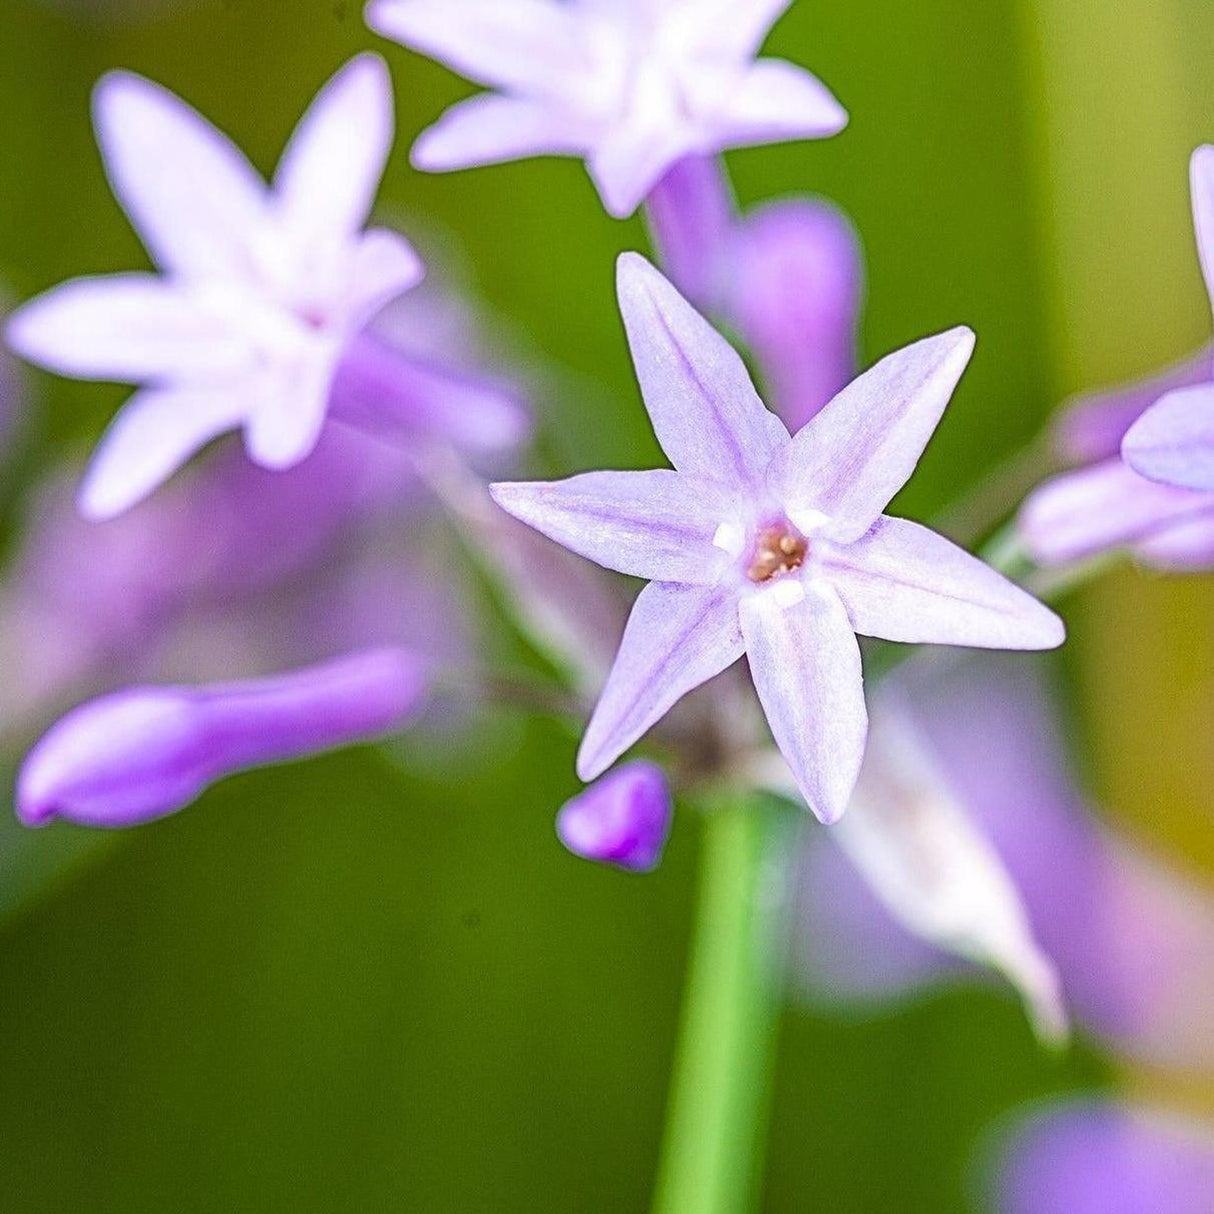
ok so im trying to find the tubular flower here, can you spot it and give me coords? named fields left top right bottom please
left=366, top=0, right=847, bottom=218
left=16, top=649, right=429, bottom=829
left=6, top=55, right=423, bottom=519
left=491, top=254, right=1063, bottom=824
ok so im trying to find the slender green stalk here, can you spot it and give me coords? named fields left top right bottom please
left=651, top=794, right=795, bottom=1214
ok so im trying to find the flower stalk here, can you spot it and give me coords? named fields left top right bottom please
left=651, top=792, right=796, bottom=1214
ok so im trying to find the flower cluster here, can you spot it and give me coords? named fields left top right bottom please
left=4, top=2, right=1214, bottom=1209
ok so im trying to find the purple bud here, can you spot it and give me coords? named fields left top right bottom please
left=17, top=648, right=428, bottom=829
left=556, top=761, right=673, bottom=873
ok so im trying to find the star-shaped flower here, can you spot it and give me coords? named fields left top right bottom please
left=7, top=54, right=423, bottom=519
left=491, top=254, right=1064, bottom=824
left=366, top=0, right=847, bottom=218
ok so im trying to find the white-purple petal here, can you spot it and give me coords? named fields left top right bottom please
left=6, top=275, right=248, bottom=383
left=779, top=327, right=976, bottom=542
left=578, top=580, right=744, bottom=781
left=1122, top=382, right=1214, bottom=491
left=739, top=582, right=866, bottom=825
left=17, top=648, right=428, bottom=829
left=556, top=761, right=673, bottom=872
left=1191, top=144, right=1214, bottom=313
left=412, top=93, right=592, bottom=172
left=366, top=0, right=581, bottom=96
left=716, top=60, right=848, bottom=149
left=274, top=55, right=395, bottom=251
left=343, top=228, right=426, bottom=330
left=826, top=516, right=1065, bottom=650
left=93, top=71, right=269, bottom=280
left=490, top=469, right=735, bottom=585
left=78, top=385, right=252, bottom=520
left=616, top=253, right=789, bottom=489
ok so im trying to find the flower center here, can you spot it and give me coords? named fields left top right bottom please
left=746, top=524, right=808, bottom=584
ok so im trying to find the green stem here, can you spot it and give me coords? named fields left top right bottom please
left=651, top=794, right=795, bottom=1214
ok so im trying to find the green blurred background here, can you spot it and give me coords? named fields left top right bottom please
left=0, top=0, right=1210, bottom=1209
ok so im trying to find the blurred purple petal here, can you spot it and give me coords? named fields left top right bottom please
left=1018, top=457, right=1214, bottom=567
left=727, top=198, right=862, bottom=433
left=1123, top=382, right=1214, bottom=491
left=557, top=761, right=673, bottom=872
left=991, top=1101, right=1214, bottom=1214
left=1052, top=346, right=1213, bottom=465
left=17, top=649, right=428, bottom=829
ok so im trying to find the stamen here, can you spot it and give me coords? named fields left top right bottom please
left=746, top=524, right=808, bottom=583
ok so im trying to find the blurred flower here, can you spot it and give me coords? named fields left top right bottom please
left=557, top=760, right=673, bottom=872
left=757, top=683, right=1068, bottom=1044
left=989, top=1100, right=1214, bottom=1214
left=491, top=254, right=1062, bottom=824
left=7, top=55, right=425, bottom=518
left=793, top=654, right=1214, bottom=1071
left=367, top=0, right=846, bottom=218
left=17, top=648, right=428, bottom=829
left=726, top=197, right=863, bottom=433
left=1019, top=147, right=1214, bottom=569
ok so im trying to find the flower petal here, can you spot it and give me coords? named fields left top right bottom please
left=1192, top=144, right=1214, bottom=312
left=412, top=93, right=591, bottom=172
left=715, top=60, right=848, bottom=148
left=78, top=385, right=252, bottom=520
left=689, top=0, right=794, bottom=59
left=366, top=0, right=582, bottom=95
left=1136, top=513, right=1214, bottom=570
left=616, top=252, right=789, bottom=488
left=1122, top=382, right=1214, bottom=491
left=739, top=581, right=865, bottom=825
left=274, top=54, right=395, bottom=248
left=1053, top=345, right=1214, bottom=465
left=827, top=516, right=1064, bottom=650
left=344, top=228, right=425, bottom=328
left=490, top=470, right=735, bottom=584
left=726, top=198, right=863, bottom=433
left=93, top=72, right=268, bottom=280
left=578, top=580, right=744, bottom=780
left=242, top=357, right=335, bottom=470
left=779, top=327, right=975, bottom=542
left=6, top=275, right=248, bottom=383
left=588, top=125, right=688, bottom=219
left=1017, top=458, right=1214, bottom=566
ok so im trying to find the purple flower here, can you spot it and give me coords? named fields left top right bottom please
left=6, top=55, right=423, bottom=518
left=491, top=254, right=1063, bottom=824
left=366, top=0, right=847, bottom=218
left=557, top=761, right=673, bottom=872
left=16, top=648, right=428, bottom=829
left=991, top=1101, right=1214, bottom=1214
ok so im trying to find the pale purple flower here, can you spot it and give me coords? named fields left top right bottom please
left=794, top=654, right=1214, bottom=1073
left=17, top=649, right=428, bottom=829
left=991, top=1101, right=1214, bottom=1214
left=6, top=55, right=424, bottom=519
left=366, top=0, right=847, bottom=218
left=491, top=254, right=1064, bottom=824
left=557, top=760, right=673, bottom=871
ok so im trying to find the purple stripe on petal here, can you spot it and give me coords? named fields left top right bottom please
left=616, top=253, right=789, bottom=490
left=16, top=648, right=428, bottom=829
left=578, top=580, right=744, bottom=781
left=557, top=761, right=673, bottom=872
